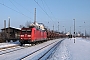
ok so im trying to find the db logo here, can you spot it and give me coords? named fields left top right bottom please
left=25, top=34, right=27, bottom=37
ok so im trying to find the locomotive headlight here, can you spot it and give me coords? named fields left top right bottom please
left=21, top=35, right=24, bottom=37
left=21, top=38, right=23, bottom=39
left=28, top=35, right=31, bottom=37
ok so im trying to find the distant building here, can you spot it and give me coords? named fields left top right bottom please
left=30, top=22, right=45, bottom=30
left=1, top=27, right=21, bottom=40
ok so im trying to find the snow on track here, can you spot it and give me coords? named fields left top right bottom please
left=0, top=46, right=25, bottom=55
left=22, top=39, right=64, bottom=60
left=0, top=40, right=20, bottom=49
left=48, top=38, right=90, bottom=60
left=0, top=39, right=63, bottom=60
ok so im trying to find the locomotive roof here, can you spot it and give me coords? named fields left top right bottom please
left=21, top=27, right=46, bottom=31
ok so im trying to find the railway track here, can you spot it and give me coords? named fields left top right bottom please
left=19, top=39, right=64, bottom=60
left=0, top=45, right=25, bottom=55
left=0, top=45, right=19, bottom=50
left=0, top=40, right=52, bottom=56
left=38, top=40, right=63, bottom=60
left=0, top=39, right=64, bottom=60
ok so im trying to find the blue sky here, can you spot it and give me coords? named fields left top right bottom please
left=0, top=0, right=90, bottom=35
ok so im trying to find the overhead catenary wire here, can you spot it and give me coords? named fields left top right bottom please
left=0, top=2, right=32, bottom=20
left=12, top=0, right=33, bottom=14
left=34, top=0, right=53, bottom=21
left=12, top=0, right=45, bottom=20
left=40, top=0, right=58, bottom=31
left=41, top=0, right=46, bottom=12
left=42, top=0, right=52, bottom=15
left=42, top=0, right=57, bottom=21
left=9, top=0, right=22, bottom=14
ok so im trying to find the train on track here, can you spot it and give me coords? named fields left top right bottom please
left=19, top=22, right=63, bottom=45
left=19, top=8, right=67, bottom=45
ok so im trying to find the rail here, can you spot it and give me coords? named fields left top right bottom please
left=20, top=39, right=64, bottom=60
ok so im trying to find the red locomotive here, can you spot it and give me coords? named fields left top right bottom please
left=19, top=23, right=67, bottom=45
left=19, top=23, right=47, bottom=45
left=19, top=8, right=66, bottom=45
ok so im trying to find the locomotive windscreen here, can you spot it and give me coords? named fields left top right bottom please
left=21, top=29, right=31, bottom=34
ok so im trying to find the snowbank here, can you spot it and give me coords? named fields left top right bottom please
left=0, top=40, right=19, bottom=49
left=48, top=38, right=90, bottom=60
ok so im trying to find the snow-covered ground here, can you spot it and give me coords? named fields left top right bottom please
left=47, top=38, right=90, bottom=60
left=0, top=38, right=90, bottom=60
left=0, top=40, right=20, bottom=48
left=0, top=39, right=62, bottom=60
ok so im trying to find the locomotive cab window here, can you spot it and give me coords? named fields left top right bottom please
left=27, top=30, right=31, bottom=34
left=21, top=29, right=31, bottom=34
left=22, top=30, right=26, bottom=34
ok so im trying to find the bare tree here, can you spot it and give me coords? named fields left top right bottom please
left=25, top=21, right=31, bottom=27
left=19, top=25, right=24, bottom=28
